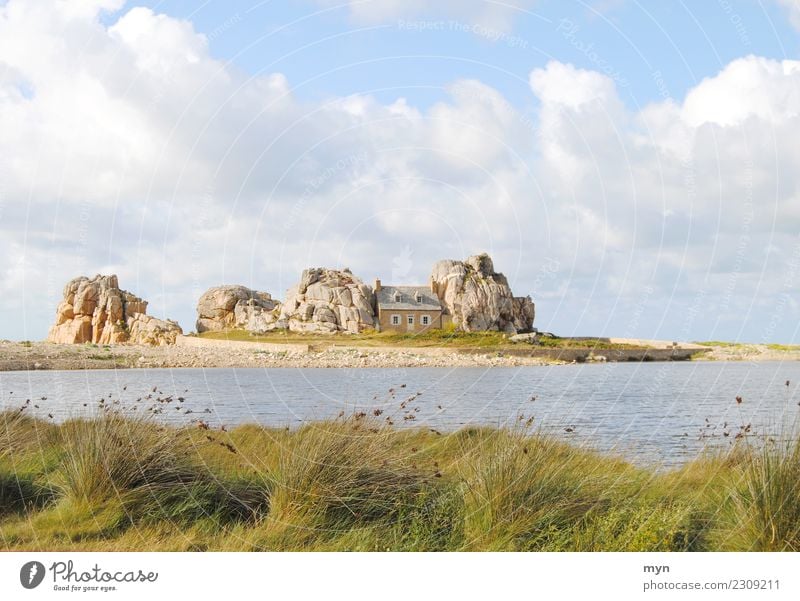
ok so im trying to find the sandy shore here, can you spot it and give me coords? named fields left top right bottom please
left=0, top=338, right=553, bottom=371
left=1, top=337, right=797, bottom=371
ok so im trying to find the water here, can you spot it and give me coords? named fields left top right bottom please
left=1, top=362, right=799, bottom=467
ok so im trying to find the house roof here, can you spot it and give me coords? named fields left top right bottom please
left=377, top=285, right=442, bottom=311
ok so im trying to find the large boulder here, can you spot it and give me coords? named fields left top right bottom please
left=127, top=314, right=183, bottom=346
left=430, top=253, right=534, bottom=334
left=47, top=274, right=183, bottom=345
left=280, top=268, right=376, bottom=334
left=196, top=285, right=281, bottom=334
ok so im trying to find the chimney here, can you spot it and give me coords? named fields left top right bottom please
left=374, top=278, right=382, bottom=292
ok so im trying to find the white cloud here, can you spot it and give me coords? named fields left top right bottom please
left=681, top=56, right=800, bottom=127
left=0, top=1, right=798, bottom=342
left=775, top=0, right=800, bottom=31
left=527, top=57, right=800, bottom=339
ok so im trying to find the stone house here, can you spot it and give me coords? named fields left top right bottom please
left=374, top=279, right=450, bottom=333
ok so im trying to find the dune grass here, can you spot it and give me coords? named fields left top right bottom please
left=0, top=409, right=798, bottom=551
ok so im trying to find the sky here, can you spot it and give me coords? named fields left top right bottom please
left=1, top=0, right=799, bottom=343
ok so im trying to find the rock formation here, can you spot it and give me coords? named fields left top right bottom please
left=47, top=274, right=182, bottom=345
left=194, top=254, right=532, bottom=337
left=429, top=253, right=535, bottom=334
left=126, top=314, right=183, bottom=346
left=280, top=268, right=376, bottom=333
left=195, top=285, right=281, bottom=334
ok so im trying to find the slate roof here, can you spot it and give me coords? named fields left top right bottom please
left=376, top=286, right=442, bottom=311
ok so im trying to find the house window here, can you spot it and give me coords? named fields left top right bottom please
left=407, top=315, right=414, bottom=325
left=415, top=292, right=422, bottom=303
left=393, top=291, right=401, bottom=302
left=421, top=315, right=430, bottom=326
left=391, top=315, right=400, bottom=326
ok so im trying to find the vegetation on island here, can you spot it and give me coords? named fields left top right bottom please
left=2, top=404, right=799, bottom=551
left=198, top=328, right=647, bottom=351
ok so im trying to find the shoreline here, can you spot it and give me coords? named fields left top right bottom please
left=2, top=337, right=799, bottom=371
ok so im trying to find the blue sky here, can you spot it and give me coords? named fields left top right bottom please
left=1, top=0, right=799, bottom=343
left=132, top=0, right=799, bottom=109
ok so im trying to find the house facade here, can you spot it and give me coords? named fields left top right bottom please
left=374, top=279, right=450, bottom=333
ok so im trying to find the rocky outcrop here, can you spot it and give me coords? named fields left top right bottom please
left=429, top=253, right=534, bottom=334
left=47, top=274, right=183, bottom=345
left=280, top=268, right=376, bottom=333
left=126, top=314, right=183, bottom=346
left=196, top=285, right=281, bottom=334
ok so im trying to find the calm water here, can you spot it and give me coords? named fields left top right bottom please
left=2, top=362, right=799, bottom=467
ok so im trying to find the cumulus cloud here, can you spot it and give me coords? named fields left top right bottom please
left=775, top=0, right=800, bottom=31
left=528, top=58, right=800, bottom=340
left=0, top=1, right=798, bottom=343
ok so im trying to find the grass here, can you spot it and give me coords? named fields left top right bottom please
left=766, top=344, right=800, bottom=352
left=199, top=326, right=513, bottom=348
left=695, top=341, right=747, bottom=348
left=199, top=329, right=646, bottom=351
left=1, top=409, right=799, bottom=551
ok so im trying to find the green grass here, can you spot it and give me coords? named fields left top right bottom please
left=693, top=341, right=800, bottom=353
left=199, top=326, right=512, bottom=348
left=694, top=341, right=747, bottom=348
left=534, top=337, right=641, bottom=350
left=199, top=329, right=647, bottom=351
left=1, top=410, right=798, bottom=551
left=766, top=344, right=800, bottom=352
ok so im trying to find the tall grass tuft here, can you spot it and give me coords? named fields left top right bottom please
left=0, top=410, right=39, bottom=460
left=52, top=412, right=267, bottom=526
left=728, top=435, right=800, bottom=550
left=54, top=413, right=198, bottom=503
left=2, top=410, right=800, bottom=552
left=261, top=416, right=427, bottom=543
left=457, top=429, right=623, bottom=550
left=0, top=410, right=55, bottom=514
